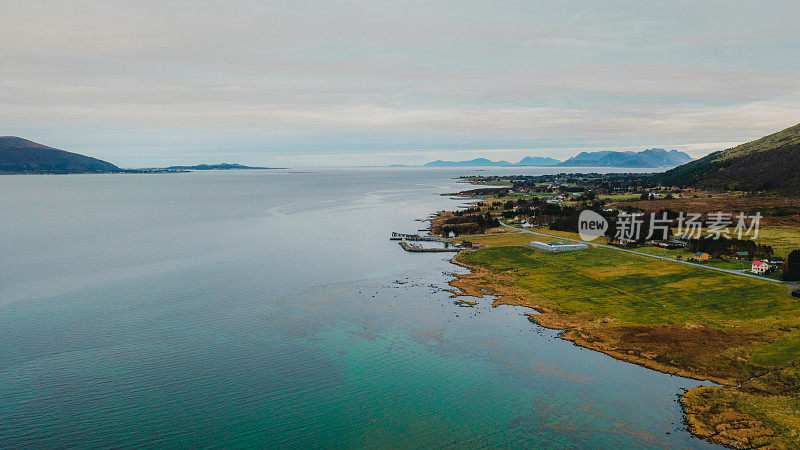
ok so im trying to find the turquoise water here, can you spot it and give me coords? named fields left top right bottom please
left=0, top=168, right=715, bottom=448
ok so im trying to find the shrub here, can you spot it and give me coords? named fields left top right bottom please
left=782, top=250, right=800, bottom=281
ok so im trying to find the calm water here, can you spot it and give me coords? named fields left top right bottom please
left=0, top=168, right=715, bottom=448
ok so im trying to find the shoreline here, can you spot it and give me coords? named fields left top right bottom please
left=446, top=254, right=735, bottom=386
left=444, top=252, right=776, bottom=448
left=430, top=189, right=798, bottom=448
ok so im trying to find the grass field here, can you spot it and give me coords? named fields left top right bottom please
left=753, top=227, right=800, bottom=258
left=461, top=245, right=795, bottom=325
left=750, top=335, right=800, bottom=367
left=466, top=230, right=779, bottom=276
left=598, top=193, right=640, bottom=201
left=472, top=226, right=793, bottom=279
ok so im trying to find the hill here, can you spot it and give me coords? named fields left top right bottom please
left=424, top=158, right=513, bottom=167
left=558, top=148, right=692, bottom=168
left=165, top=163, right=275, bottom=170
left=514, top=156, right=561, bottom=166
left=659, top=123, right=800, bottom=191
left=0, top=137, right=120, bottom=174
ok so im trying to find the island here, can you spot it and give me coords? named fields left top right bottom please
left=164, top=163, right=282, bottom=170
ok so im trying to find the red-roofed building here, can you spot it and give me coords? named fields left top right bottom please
left=751, top=260, right=768, bottom=274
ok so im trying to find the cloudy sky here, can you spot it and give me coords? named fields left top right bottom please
left=3, top=0, right=800, bottom=167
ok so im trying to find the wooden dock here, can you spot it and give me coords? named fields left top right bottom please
left=391, top=232, right=441, bottom=242
left=398, top=241, right=460, bottom=253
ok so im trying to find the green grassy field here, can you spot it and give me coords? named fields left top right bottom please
left=598, top=193, right=641, bottom=201
left=632, top=245, right=752, bottom=268
left=461, top=245, right=796, bottom=325
left=752, top=227, right=800, bottom=258
left=750, top=336, right=800, bottom=366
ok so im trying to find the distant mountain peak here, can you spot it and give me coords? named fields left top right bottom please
left=425, top=158, right=511, bottom=167
left=558, top=148, right=691, bottom=168
left=424, top=156, right=561, bottom=167
left=515, top=156, right=562, bottom=166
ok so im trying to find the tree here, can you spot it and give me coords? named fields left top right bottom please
left=782, top=250, right=800, bottom=281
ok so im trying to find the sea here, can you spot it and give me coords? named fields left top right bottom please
left=0, top=168, right=716, bottom=448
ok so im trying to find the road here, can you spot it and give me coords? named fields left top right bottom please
left=499, top=222, right=799, bottom=287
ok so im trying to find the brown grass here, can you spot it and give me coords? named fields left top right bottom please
left=613, top=192, right=800, bottom=226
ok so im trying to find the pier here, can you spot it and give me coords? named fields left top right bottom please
left=398, top=241, right=460, bottom=253
left=391, top=232, right=441, bottom=242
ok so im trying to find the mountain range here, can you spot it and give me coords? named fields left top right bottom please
left=660, top=122, right=800, bottom=191
left=424, top=156, right=560, bottom=167
left=559, top=148, right=692, bottom=168
left=424, top=148, right=691, bottom=168
left=6, top=127, right=798, bottom=190
left=0, top=136, right=120, bottom=174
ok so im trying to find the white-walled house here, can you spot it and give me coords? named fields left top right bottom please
left=751, top=260, right=769, bottom=274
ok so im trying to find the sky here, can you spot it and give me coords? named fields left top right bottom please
left=2, top=0, right=800, bottom=168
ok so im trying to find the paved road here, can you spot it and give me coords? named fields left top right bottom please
left=500, top=222, right=799, bottom=287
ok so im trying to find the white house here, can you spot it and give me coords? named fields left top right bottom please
left=751, top=260, right=769, bottom=274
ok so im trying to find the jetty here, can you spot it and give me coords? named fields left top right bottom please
left=398, top=241, right=460, bottom=253
left=391, top=232, right=441, bottom=242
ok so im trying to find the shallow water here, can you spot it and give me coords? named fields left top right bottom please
left=0, top=168, right=715, bottom=448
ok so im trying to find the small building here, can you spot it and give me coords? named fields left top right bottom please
left=461, top=240, right=480, bottom=249
left=530, top=241, right=588, bottom=253
left=694, top=252, right=710, bottom=262
left=764, top=257, right=784, bottom=267
left=751, top=260, right=769, bottom=274
left=657, top=238, right=688, bottom=249
left=734, top=251, right=749, bottom=260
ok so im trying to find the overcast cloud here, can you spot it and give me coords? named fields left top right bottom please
left=2, top=0, right=800, bottom=167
